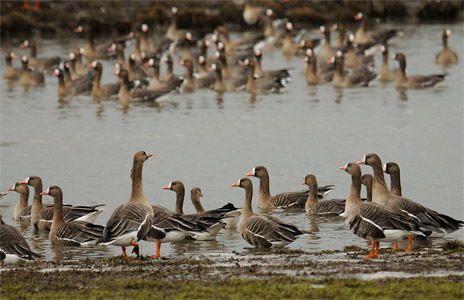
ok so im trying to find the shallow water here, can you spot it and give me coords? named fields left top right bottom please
left=1, top=22, right=463, bottom=262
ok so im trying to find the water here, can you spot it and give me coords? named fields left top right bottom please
left=1, top=22, right=463, bottom=262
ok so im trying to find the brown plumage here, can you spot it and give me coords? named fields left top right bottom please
left=232, top=178, right=307, bottom=248
left=96, top=151, right=154, bottom=261
left=359, top=153, right=463, bottom=239
left=4, top=52, right=20, bottom=80
left=304, top=174, right=345, bottom=216
left=245, top=166, right=335, bottom=210
left=41, top=186, right=104, bottom=246
left=19, top=175, right=104, bottom=231
left=340, top=162, right=426, bottom=258
left=435, top=29, right=458, bottom=66
left=330, top=51, right=376, bottom=88
left=7, top=182, right=31, bottom=222
left=0, top=215, right=41, bottom=263
left=394, top=53, right=446, bottom=89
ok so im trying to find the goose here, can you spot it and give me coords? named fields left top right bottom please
left=318, top=25, right=336, bottom=61
left=435, top=29, right=458, bottom=66
left=88, top=61, right=120, bottom=99
left=242, top=59, right=284, bottom=94
left=353, top=12, right=402, bottom=45
left=19, top=176, right=105, bottom=231
left=246, top=166, right=335, bottom=210
left=162, top=181, right=226, bottom=241
left=361, top=174, right=373, bottom=202
left=20, top=39, right=61, bottom=72
left=243, top=0, right=265, bottom=25
left=7, top=182, right=32, bottom=222
left=359, top=153, right=463, bottom=246
left=253, top=49, right=291, bottom=82
left=304, top=49, right=332, bottom=85
left=382, top=160, right=464, bottom=238
left=393, top=53, right=446, bottom=89
left=339, top=162, right=426, bottom=258
left=303, top=174, right=345, bottom=216
left=0, top=215, right=41, bottom=263
left=41, top=186, right=104, bottom=246
left=190, top=187, right=241, bottom=229
left=96, top=151, right=154, bottom=261
left=232, top=178, right=307, bottom=248
left=329, top=51, right=376, bottom=88
left=378, top=45, right=396, bottom=82
left=18, top=56, right=45, bottom=87
left=4, top=52, right=20, bottom=80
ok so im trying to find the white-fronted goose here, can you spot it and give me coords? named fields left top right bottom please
left=354, top=12, right=401, bottom=45
left=333, top=23, right=346, bottom=48
left=74, top=24, right=110, bottom=61
left=232, top=178, right=307, bottom=248
left=382, top=160, right=464, bottom=237
left=69, top=48, right=88, bottom=78
left=329, top=51, right=376, bottom=88
left=96, top=151, right=154, bottom=261
left=166, top=7, right=180, bottom=40
left=53, top=68, right=71, bottom=97
left=136, top=24, right=151, bottom=53
left=163, top=54, right=174, bottom=81
left=361, top=174, right=373, bottom=202
left=178, top=59, right=213, bottom=90
left=116, top=69, right=174, bottom=109
left=20, top=39, right=61, bottom=72
left=190, top=187, right=241, bottom=229
left=19, top=175, right=105, bottom=231
left=435, top=29, right=458, bottom=66
left=63, top=61, right=94, bottom=95
left=344, top=34, right=374, bottom=69
left=211, top=63, right=243, bottom=92
left=242, top=59, right=284, bottom=94
left=340, top=162, right=426, bottom=258
left=318, top=25, right=336, bottom=61
left=393, top=53, right=446, bottom=89
left=18, top=56, right=45, bottom=87
left=107, top=42, right=126, bottom=68
left=245, top=166, right=335, bottom=210
left=383, top=162, right=402, bottom=197
left=254, top=49, right=290, bottom=82
left=145, top=58, right=184, bottom=92
left=282, top=22, right=298, bottom=58
left=359, top=153, right=464, bottom=241
left=378, top=45, right=396, bottom=82
left=304, top=49, right=331, bottom=85
left=88, top=61, right=120, bottom=99
left=4, top=52, right=20, bottom=80
left=303, top=174, right=345, bottom=216
left=41, top=186, right=104, bottom=246
left=263, top=8, right=275, bottom=38
left=7, top=182, right=31, bottom=222
left=128, top=53, right=147, bottom=81
left=162, top=181, right=225, bottom=241
left=243, top=0, right=265, bottom=25
left=0, top=215, right=41, bottom=263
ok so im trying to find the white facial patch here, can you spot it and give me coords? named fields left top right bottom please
left=142, top=24, right=148, bottom=32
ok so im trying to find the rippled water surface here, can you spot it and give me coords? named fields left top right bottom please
left=1, top=22, right=463, bottom=262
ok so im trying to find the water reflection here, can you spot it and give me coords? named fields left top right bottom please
left=396, top=87, right=408, bottom=101
left=334, top=88, right=343, bottom=103
left=51, top=244, right=112, bottom=262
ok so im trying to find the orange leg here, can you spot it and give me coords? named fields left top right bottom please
left=152, top=241, right=161, bottom=258
left=23, top=0, right=31, bottom=9
left=364, top=242, right=376, bottom=258
left=404, top=236, right=413, bottom=252
left=33, top=0, right=40, bottom=11
left=388, top=240, right=400, bottom=251
left=121, top=246, right=135, bottom=262
left=374, top=241, right=380, bottom=258
left=131, top=241, right=140, bottom=257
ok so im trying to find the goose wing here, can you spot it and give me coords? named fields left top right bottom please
left=54, top=221, right=104, bottom=246
left=0, top=223, right=41, bottom=260
left=97, top=203, right=152, bottom=244
left=310, top=199, right=345, bottom=216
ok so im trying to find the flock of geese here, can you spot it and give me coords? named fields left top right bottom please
left=1, top=151, right=463, bottom=263
left=3, top=6, right=459, bottom=110
left=1, top=5, right=462, bottom=263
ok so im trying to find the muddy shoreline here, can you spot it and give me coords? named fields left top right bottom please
left=2, top=241, right=463, bottom=299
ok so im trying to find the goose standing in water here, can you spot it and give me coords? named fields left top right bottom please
left=41, top=186, right=104, bottom=246
left=340, top=162, right=426, bottom=258
left=7, top=182, right=32, bottom=222
left=0, top=215, right=41, bottom=263
left=435, top=29, right=458, bottom=66
left=232, top=178, right=307, bottom=248
left=96, top=151, right=154, bottom=261
left=303, top=174, right=345, bottom=216
left=245, top=166, right=335, bottom=210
